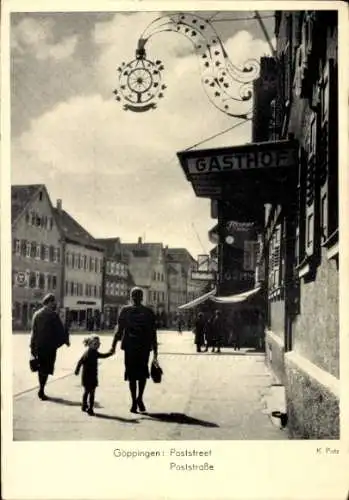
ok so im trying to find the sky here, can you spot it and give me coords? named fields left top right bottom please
left=11, top=9, right=275, bottom=258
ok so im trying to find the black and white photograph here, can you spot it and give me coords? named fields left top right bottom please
left=1, top=1, right=349, bottom=499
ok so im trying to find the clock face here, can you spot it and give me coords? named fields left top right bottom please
left=225, top=235, right=235, bottom=245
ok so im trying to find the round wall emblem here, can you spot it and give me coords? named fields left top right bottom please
left=16, top=272, right=27, bottom=286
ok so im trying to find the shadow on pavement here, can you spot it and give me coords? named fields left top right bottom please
left=94, top=412, right=140, bottom=424
left=159, top=351, right=247, bottom=356
left=46, top=396, right=102, bottom=409
left=144, top=412, right=219, bottom=427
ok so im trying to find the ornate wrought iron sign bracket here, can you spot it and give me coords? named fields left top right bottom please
left=113, top=13, right=261, bottom=118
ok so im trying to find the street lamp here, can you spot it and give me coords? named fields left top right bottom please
left=113, top=12, right=261, bottom=118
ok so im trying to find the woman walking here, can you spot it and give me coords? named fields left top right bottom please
left=111, top=287, right=158, bottom=413
left=30, top=293, right=70, bottom=400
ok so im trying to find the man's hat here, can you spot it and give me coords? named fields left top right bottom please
left=42, top=293, right=56, bottom=305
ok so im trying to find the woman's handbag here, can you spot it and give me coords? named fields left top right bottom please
left=150, top=359, right=163, bottom=383
left=29, top=355, right=39, bottom=372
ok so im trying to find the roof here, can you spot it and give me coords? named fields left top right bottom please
left=121, top=243, right=163, bottom=260
left=95, top=237, right=128, bottom=261
left=166, top=248, right=196, bottom=266
left=53, top=208, right=104, bottom=251
left=11, top=184, right=45, bottom=225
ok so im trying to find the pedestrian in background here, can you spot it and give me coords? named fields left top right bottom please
left=177, top=313, right=183, bottom=334
left=193, top=312, right=206, bottom=353
left=110, top=287, right=158, bottom=413
left=210, top=310, right=224, bottom=353
left=75, top=335, right=113, bottom=416
left=30, top=293, right=70, bottom=400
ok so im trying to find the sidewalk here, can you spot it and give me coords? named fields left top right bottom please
left=13, top=331, right=289, bottom=441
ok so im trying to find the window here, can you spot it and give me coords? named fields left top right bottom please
left=35, top=243, right=41, bottom=260
left=47, top=275, right=52, bottom=290
left=93, top=286, right=97, bottom=297
left=268, top=224, right=281, bottom=291
left=53, top=248, right=60, bottom=263
left=39, top=273, right=45, bottom=290
left=84, top=255, right=88, bottom=270
left=29, top=272, right=36, bottom=289
left=85, top=283, right=89, bottom=296
left=319, top=58, right=338, bottom=245
left=65, top=281, right=69, bottom=295
left=106, top=281, right=110, bottom=296
left=15, top=239, right=21, bottom=256
left=39, top=191, right=43, bottom=201
left=305, top=112, right=317, bottom=256
left=44, top=245, right=50, bottom=262
left=35, top=271, right=40, bottom=289
left=31, top=212, right=36, bottom=225
left=70, top=282, right=74, bottom=295
left=52, top=275, right=57, bottom=290
left=107, top=261, right=111, bottom=274
left=48, top=218, right=53, bottom=230
left=25, top=213, right=30, bottom=225
left=26, top=242, right=31, bottom=258
left=243, top=241, right=259, bottom=271
left=73, top=282, right=77, bottom=295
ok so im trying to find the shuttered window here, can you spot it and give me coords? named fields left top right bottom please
left=305, top=111, right=317, bottom=256
left=319, top=58, right=338, bottom=244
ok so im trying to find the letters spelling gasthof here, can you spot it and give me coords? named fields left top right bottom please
left=187, top=148, right=295, bottom=174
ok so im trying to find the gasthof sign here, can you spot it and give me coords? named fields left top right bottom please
left=187, top=148, right=296, bottom=175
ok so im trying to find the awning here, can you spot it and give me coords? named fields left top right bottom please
left=210, top=286, right=261, bottom=304
left=178, top=288, right=216, bottom=310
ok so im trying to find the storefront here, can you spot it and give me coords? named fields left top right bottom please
left=177, top=139, right=299, bottom=347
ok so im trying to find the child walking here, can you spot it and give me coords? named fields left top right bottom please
left=75, top=335, right=113, bottom=416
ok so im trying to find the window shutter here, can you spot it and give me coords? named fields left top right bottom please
left=319, top=57, right=338, bottom=241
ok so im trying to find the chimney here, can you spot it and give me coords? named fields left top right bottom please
left=138, top=237, right=142, bottom=244
left=56, top=199, right=62, bottom=212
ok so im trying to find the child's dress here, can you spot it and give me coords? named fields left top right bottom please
left=76, top=348, right=111, bottom=389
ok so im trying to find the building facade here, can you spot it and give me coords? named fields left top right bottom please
left=259, top=11, right=339, bottom=438
left=11, top=185, right=63, bottom=330
left=96, top=237, right=133, bottom=328
left=122, top=238, right=169, bottom=323
left=176, top=10, right=339, bottom=438
left=54, top=201, right=104, bottom=330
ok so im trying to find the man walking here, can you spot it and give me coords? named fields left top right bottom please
left=30, top=293, right=70, bottom=400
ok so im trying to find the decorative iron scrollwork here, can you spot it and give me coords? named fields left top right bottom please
left=113, top=13, right=261, bottom=117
